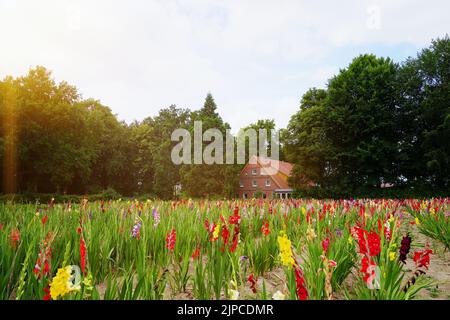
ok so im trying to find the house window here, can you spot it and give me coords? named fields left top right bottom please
left=239, top=181, right=244, bottom=188
left=265, top=179, right=271, bottom=187
left=251, top=168, right=257, bottom=175
left=252, top=180, right=257, bottom=187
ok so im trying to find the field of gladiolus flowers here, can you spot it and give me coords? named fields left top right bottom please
left=1, top=198, right=449, bottom=300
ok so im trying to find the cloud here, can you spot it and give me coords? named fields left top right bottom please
left=0, top=0, right=449, bottom=131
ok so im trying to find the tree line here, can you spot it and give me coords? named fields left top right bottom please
left=0, top=69, right=273, bottom=199
left=0, top=36, right=448, bottom=199
left=283, top=36, right=449, bottom=197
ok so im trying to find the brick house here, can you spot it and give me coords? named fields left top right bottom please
left=238, top=155, right=294, bottom=199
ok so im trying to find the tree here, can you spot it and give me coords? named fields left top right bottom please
left=180, top=93, right=232, bottom=198
left=146, top=105, right=191, bottom=199
left=238, top=119, right=280, bottom=163
left=284, top=54, right=399, bottom=193
left=284, top=88, right=330, bottom=188
left=0, top=76, right=19, bottom=193
left=80, top=99, right=130, bottom=193
left=397, top=35, right=450, bottom=189
left=324, top=54, right=399, bottom=191
left=0, top=67, right=135, bottom=195
left=3, top=66, right=96, bottom=193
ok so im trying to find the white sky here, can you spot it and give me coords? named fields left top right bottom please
left=1, top=0, right=449, bottom=132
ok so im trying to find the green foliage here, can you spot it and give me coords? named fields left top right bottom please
left=410, top=209, right=450, bottom=250
left=284, top=36, right=450, bottom=197
left=396, top=36, right=450, bottom=189
left=180, top=93, right=239, bottom=198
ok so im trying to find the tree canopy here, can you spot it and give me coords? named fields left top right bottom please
left=283, top=36, right=450, bottom=196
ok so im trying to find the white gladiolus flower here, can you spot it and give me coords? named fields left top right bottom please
left=272, top=290, right=285, bottom=300
left=229, top=289, right=240, bottom=300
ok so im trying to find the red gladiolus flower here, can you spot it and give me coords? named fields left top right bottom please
left=230, top=237, right=238, bottom=253
left=230, top=225, right=240, bottom=253
left=294, top=267, right=308, bottom=300
left=166, top=229, right=176, bottom=252
left=221, top=225, right=230, bottom=245
left=229, top=214, right=241, bottom=225
left=367, top=232, right=381, bottom=257
left=33, top=258, right=49, bottom=278
left=359, top=205, right=365, bottom=218
left=353, top=227, right=368, bottom=255
left=360, top=256, right=377, bottom=283
left=261, top=222, right=270, bottom=236
left=43, top=287, right=51, bottom=301
left=204, top=219, right=211, bottom=232
left=192, top=248, right=200, bottom=260
left=0, top=224, right=4, bottom=231
left=80, top=237, right=86, bottom=274
left=354, top=227, right=381, bottom=257
left=33, top=247, right=52, bottom=279
left=76, top=227, right=82, bottom=235
left=41, top=215, right=48, bottom=225
left=9, top=229, right=20, bottom=249
left=413, top=247, right=433, bottom=270
left=248, top=274, right=257, bottom=293
left=229, top=206, right=241, bottom=225
left=377, top=219, right=383, bottom=233
left=322, top=238, right=330, bottom=253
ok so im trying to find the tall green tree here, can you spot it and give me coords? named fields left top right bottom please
left=284, top=88, right=330, bottom=188
left=325, top=54, right=399, bottom=190
left=180, top=93, right=232, bottom=198
left=397, top=35, right=450, bottom=188
left=238, top=119, right=280, bottom=162
left=147, top=105, right=190, bottom=199
left=2, top=66, right=97, bottom=193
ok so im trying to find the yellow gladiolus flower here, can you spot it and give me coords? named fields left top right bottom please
left=389, top=251, right=396, bottom=261
left=277, top=231, right=295, bottom=267
left=415, top=217, right=420, bottom=225
left=213, top=224, right=221, bottom=240
left=49, top=266, right=80, bottom=300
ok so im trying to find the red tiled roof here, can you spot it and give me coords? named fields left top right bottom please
left=245, top=156, right=294, bottom=189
